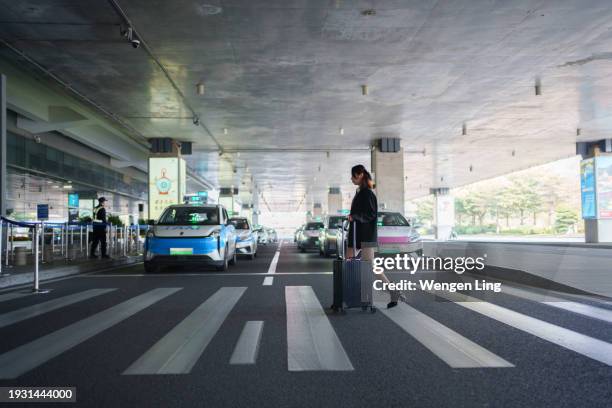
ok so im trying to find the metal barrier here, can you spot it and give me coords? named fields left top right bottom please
left=0, top=217, right=149, bottom=292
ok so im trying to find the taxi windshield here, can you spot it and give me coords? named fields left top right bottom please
left=377, top=212, right=409, bottom=226
left=158, top=207, right=220, bottom=225
left=230, top=219, right=250, bottom=229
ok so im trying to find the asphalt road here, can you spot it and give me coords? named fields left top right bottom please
left=0, top=241, right=611, bottom=407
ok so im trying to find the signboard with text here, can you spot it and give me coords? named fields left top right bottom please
left=596, top=156, right=612, bottom=219
left=148, top=157, right=186, bottom=220
left=581, top=158, right=597, bottom=219
left=37, top=204, right=49, bottom=220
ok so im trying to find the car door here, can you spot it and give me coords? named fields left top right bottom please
left=223, top=208, right=236, bottom=255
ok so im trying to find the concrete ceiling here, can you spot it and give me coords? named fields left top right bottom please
left=1, top=0, right=611, bottom=211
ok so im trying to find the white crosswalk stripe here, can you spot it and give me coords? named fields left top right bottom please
left=0, top=291, right=34, bottom=303
left=433, top=290, right=612, bottom=366
left=230, top=321, right=264, bottom=365
left=0, top=288, right=181, bottom=379
left=377, top=301, right=513, bottom=368
left=123, top=287, right=247, bottom=375
left=0, top=288, right=117, bottom=328
left=286, top=286, right=354, bottom=371
left=500, top=285, right=612, bottom=324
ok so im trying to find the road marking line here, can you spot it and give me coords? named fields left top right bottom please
left=84, top=272, right=333, bottom=278
left=0, top=289, right=117, bottom=329
left=123, top=287, right=247, bottom=375
left=377, top=301, right=513, bottom=368
left=500, top=285, right=612, bottom=324
left=435, top=291, right=612, bottom=366
left=267, top=251, right=280, bottom=274
left=230, top=321, right=264, bottom=365
left=286, top=286, right=354, bottom=371
left=0, top=288, right=180, bottom=379
left=262, top=277, right=274, bottom=286
left=0, top=291, right=34, bottom=303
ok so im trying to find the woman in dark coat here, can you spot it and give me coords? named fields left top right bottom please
left=347, top=164, right=401, bottom=308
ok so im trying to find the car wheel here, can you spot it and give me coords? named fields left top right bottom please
left=229, top=248, right=237, bottom=265
left=144, top=261, right=158, bottom=274
left=216, top=249, right=228, bottom=271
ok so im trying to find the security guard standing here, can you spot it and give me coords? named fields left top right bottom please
left=90, top=197, right=110, bottom=259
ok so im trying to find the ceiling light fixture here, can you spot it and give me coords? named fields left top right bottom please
left=361, top=9, right=376, bottom=16
left=196, top=82, right=205, bottom=96
left=339, top=127, right=344, bottom=135
left=361, top=85, right=368, bottom=96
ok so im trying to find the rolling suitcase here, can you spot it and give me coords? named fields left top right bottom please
left=331, top=221, right=375, bottom=313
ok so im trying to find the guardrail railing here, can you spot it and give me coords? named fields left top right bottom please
left=0, top=217, right=149, bottom=293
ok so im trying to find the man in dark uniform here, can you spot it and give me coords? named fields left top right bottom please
left=90, top=197, right=110, bottom=259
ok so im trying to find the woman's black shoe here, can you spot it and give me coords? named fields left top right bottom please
left=387, top=301, right=398, bottom=309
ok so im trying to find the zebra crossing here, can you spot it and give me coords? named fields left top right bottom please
left=0, top=281, right=611, bottom=380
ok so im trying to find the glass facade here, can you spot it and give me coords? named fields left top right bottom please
left=6, top=132, right=147, bottom=223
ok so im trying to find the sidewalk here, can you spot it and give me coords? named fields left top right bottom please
left=0, top=255, right=143, bottom=289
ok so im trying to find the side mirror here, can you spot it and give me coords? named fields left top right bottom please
left=147, top=219, right=156, bottom=226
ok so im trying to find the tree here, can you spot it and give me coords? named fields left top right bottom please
left=455, top=198, right=469, bottom=225
left=508, top=177, right=542, bottom=225
left=415, top=197, right=433, bottom=225
left=554, top=205, right=579, bottom=233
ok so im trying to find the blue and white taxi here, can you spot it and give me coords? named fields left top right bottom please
left=229, top=217, right=258, bottom=259
left=144, top=204, right=237, bottom=272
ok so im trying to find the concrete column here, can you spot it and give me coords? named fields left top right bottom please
left=578, top=141, right=612, bottom=243
left=0, top=74, right=6, bottom=217
left=148, top=140, right=186, bottom=220
left=371, top=142, right=405, bottom=213
left=327, top=187, right=342, bottom=215
left=251, top=189, right=260, bottom=226
left=219, top=187, right=237, bottom=217
left=312, top=203, right=322, bottom=219
left=431, top=187, right=455, bottom=240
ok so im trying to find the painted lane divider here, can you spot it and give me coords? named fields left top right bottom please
left=262, top=241, right=282, bottom=286
left=0, top=288, right=117, bottom=329
left=0, top=287, right=181, bottom=379
left=123, top=287, right=247, bottom=375
left=230, top=321, right=264, bottom=365
left=286, top=286, right=354, bottom=371
left=377, top=301, right=513, bottom=368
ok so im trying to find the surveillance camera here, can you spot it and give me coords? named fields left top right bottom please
left=131, top=39, right=140, bottom=49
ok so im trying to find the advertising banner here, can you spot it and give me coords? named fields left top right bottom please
left=149, top=157, right=186, bottom=220
left=596, top=155, right=612, bottom=219
left=580, top=158, right=597, bottom=219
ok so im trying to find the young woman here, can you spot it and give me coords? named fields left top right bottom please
left=347, top=164, right=402, bottom=308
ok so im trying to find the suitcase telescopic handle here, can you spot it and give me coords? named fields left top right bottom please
left=352, top=221, right=357, bottom=255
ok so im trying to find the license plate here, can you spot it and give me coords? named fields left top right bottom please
left=170, top=248, right=193, bottom=255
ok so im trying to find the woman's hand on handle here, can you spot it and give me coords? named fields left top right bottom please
left=348, top=215, right=353, bottom=222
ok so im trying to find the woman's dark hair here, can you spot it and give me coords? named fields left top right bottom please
left=351, top=164, right=374, bottom=189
